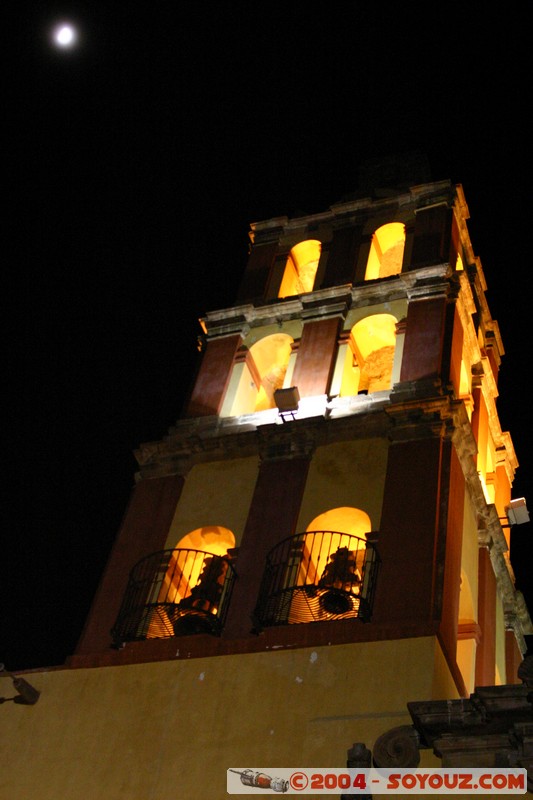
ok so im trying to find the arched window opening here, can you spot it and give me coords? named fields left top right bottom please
left=340, top=314, right=397, bottom=396
left=149, top=526, right=236, bottom=637
left=306, top=507, right=371, bottom=538
left=175, top=526, right=235, bottom=556
left=220, top=333, right=295, bottom=417
left=278, top=240, right=321, bottom=298
left=365, top=222, right=405, bottom=281
left=254, top=506, right=380, bottom=627
left=250, top=333, right=294, bottom=411
left=111, top=527, right=237, bottom=644
left=302, top=507, right=371, bottom=602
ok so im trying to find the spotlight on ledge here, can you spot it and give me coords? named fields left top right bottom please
left=0, top=663, right=40, bottom=705
left=274, top=387, right=300, bottom=422
left=504, top=498, right=530, bottom=527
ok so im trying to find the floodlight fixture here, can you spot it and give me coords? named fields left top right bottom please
left=505, top=498, right=530, bottom=527
left=0, top=663, right=40, bottom=705
left=274, top=387, right=300, bottom=421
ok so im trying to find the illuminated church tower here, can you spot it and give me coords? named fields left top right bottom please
left=3, top=158, right=532, bottom=797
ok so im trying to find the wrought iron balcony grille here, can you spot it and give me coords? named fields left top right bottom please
left=111, top=548, right=237, bottom=645
left=254, top=530, right=380, bottom=628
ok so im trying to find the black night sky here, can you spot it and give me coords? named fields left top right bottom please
left=4, top=2, right=532, bottom=672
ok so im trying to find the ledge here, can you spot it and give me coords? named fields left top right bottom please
left=66, top=619, right=440, bottom=670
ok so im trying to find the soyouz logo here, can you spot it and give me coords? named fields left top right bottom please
left=228, top=770, right=289, bottom=793
left=227, top=767, right=528, bottom=794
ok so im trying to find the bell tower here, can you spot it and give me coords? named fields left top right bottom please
left=72, top=164, right=529, bottom=691
left=45, top=164, right=531, bottom=795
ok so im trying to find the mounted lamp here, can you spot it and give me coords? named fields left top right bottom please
left=0, top=663, right=40, bottom=705
left=274, top=387, right=300, bottom=421
left=505, top=498, right=530, bottom=527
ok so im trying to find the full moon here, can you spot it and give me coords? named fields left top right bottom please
left=52, top=23, right=77, bottom=48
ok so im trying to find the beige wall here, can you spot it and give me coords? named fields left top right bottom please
left=297, top=439, right=389, bottom=533
left=165, top=456, right=259, bottom=549
left=1, top=637, right=459, bottom=800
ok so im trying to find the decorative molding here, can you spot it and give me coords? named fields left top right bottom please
left=407, top=682, right=533, bottom=792
left=199, top=266, right=454, bottom=340
left=366, top=676, right=533, bottom=793
left=372, top=725, right=421, bottom=768
left=385, top=396, right=457, bottom=443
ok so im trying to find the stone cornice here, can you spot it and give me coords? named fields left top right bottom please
left=247, top=181, right=455, bottom=243
left=384, top=395, right=458, bottom=442
left=200, top=266, right=453, bottom=339
left=454, top=271, right=517, bottom=485
left=134, top=406, right=393, bottom=479
left=451, top=414, right=532, bottom=643
left=135, top=394, right=467, bottom=480
left=400, top=684, right=533, bottom=791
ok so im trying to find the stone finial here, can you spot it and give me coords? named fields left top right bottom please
left=346, top=742, right=372, bottom=768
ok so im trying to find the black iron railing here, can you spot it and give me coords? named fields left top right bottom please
left=254, top=530, right=380, bottom=627
left=111, top=548, right=237, bottom=645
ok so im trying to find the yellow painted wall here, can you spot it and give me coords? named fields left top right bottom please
left=297, top=439, right=389, bottom=532
left=460, top=487, right=479, bottom=610
left=165, top=456, right=259, bottom=549
left=457, top=487, right=480, bottom=693
left=0, top=637, right=454, bottom=800
left=432, top=640, right=461, bottom=701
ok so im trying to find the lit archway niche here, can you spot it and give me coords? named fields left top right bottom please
left=307, top=507, right=371, bottom=537
left=365, top=222, right=405, bottom=280
left=256, top=506, right=376, bottom=626
left=176, top=525, right=235, bottom=556
left=278, top=240, right=321, bottom=297
left=340, top=313, right=397, bottom=395
left=146, top=526, right=235, bottom=638
left=219, top=332, right=295, bottom=416
left=250, top=333, right=294, bottom=411
left=304, top=506, right=371, bottom=580
left=168, top=526, right=235, bottom=598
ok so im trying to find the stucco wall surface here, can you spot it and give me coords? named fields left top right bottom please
left=1, top=637, right=527, bottom=800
